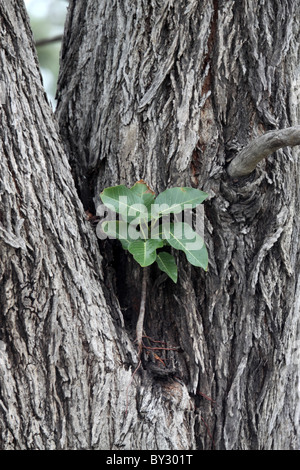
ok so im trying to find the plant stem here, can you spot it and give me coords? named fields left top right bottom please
left=136, top=267, right=148, bottom=356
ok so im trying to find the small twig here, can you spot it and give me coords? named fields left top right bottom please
left=142, top=345, right=181, bottom=352
left=142, top=334, right=180, bottom=351
left=136, top=267, right=149, bottom=356
left=227, top=126, right=300, bottom=178
left=142, top=335, right=168, bottom=344
left=35, top=35, right=63, bottom=47
left=200, top=416, right=215, bottom=448
left=197, top=390, right=216, bottom=404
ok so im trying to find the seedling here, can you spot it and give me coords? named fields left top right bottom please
left=99, top=180, right=208, bottom=354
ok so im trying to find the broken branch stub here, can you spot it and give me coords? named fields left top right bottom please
left=227, top=126, right=300, bottom=178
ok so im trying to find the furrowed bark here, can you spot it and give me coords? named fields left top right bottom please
left=228, top=126, right=300, bottom=177
left=1, top=0, right=300, bottom=450
left=56, top=0, right=300, bottom=450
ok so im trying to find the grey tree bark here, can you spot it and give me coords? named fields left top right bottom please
left=1, top=0, right=300, bottom=450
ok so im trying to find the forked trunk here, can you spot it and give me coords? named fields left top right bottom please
left=0, top=0, right=299, bottom=450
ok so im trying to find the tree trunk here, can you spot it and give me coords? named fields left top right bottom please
left=1, top=0, right=300, bottom=450
left=0, top=0, right=137, bottom=450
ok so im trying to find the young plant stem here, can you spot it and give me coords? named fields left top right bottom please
left=136, top=267, right=149, bottom=356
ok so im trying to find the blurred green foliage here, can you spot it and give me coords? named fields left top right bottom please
left=25, top=0, right=68, bottom=106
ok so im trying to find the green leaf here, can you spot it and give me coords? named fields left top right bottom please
left=130, top=182, right=156, bottom=223
left=156, top=252, right=178, bottom=283
left=100, top=184, right=209, bottom=277
left=162, top=222, right=208, bottom=269
left=153, top=187, right=208, bottom=217
left=128, top=239, right=164, bottom=267
left=130, top=181, right=156, bottom=207
left=100, top=185, right=149, bottom=223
